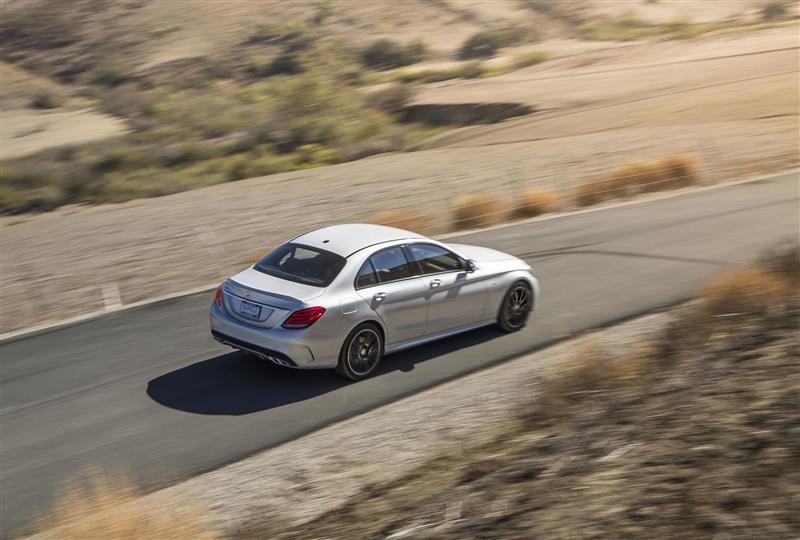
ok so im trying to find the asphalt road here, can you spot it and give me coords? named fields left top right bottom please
left=2, top=172, right=798, bottom=536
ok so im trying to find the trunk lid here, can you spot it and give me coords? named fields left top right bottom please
left=223, top=267, right=325, bottom=328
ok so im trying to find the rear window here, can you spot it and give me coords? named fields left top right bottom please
left=254, top=243, right=346, bottom=287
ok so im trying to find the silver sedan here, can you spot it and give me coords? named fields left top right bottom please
left=210, top=224, right=539, bottom=379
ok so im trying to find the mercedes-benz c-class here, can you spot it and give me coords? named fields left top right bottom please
left=210, top=224, right=539, bottom=379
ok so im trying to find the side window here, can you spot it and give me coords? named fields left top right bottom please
left=407, top=243, right=464, bottom=274
left=370, top=247, right=413, bottom=283
left=355, top=260, right=378, bottom=289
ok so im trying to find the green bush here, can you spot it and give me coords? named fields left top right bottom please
left=457, top=28, right=534, bottom=60
left=365, top=84, right=415, bottom=113
left=510, top=51, right=550, bottom=69
left=90, top=63, right=129, bottom=87
left=458, top=31, right=503, bottom=59
left=269, top=52, right=304, bottom=75
left=361, top=39, right=426, bottom=70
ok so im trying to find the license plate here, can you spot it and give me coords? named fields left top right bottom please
left=239, top=300, right=262, bottom=319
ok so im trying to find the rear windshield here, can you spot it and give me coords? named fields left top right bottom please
left=254, top=243, right=346, bottom=287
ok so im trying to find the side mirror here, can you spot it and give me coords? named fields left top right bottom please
left=465, top=259, right=476, bottom=273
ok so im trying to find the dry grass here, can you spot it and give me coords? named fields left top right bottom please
left=532, top=340, right=653, bottom=421
left=451, top=193, right=506, bottom=229
left=372, top=208, right=433, bottom=234
left=512, top=187, right=560, bottom=218
left=31, top=474, right=214, bottom=540
left=575, top=154, right=702, bottom=207
left=698, top=266, right=790, bottom=319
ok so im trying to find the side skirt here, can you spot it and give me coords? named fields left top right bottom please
left=385, top=319, right=496, bottom=355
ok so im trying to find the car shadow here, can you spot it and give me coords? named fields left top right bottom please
left=146, top=326, right=504, bottom=416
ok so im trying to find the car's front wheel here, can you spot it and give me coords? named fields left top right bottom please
left=496, top=280, right=533, bottom=332
left=336, top=323, right=384, bottom=380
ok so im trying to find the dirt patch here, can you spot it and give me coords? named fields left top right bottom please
left=0, top=62, right=127, bottom=159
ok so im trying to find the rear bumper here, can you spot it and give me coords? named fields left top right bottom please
left=211, top=330, right=298, bottom=367
left=210, top=304, right=329, bottom=368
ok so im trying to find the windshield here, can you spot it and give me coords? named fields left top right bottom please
left=254, top=243, right=346, bottom=287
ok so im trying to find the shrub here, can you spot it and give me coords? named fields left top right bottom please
left=698, top=267, right=789, bottom=320
left=394, top=61, right=487, bottom=83
left=659, top=154, right=700, bottom=189
left=458, top=31, right=503, bottom=59
left=574, top=155, right=701, bottom=207
left=90, top=63, right=129, bottom=87
left=761, top=1, right=787, bottom=20
left=296, top=143, right=339, bottom=165
left=529, top=341, right=648, bottom=421
left=372, top=209, right=432, bottom=233
left=510, top=51, right=551, bottom=70
left=30, top=91, right=64, bottom=109
left=365, top=84, right=415, bottom=113
left=574, top=177, right=613, bottom=207
left=269, top=52, right=304, bottom=75
left=35, top=474, right=214, bottom=539
left=458, top=28, right=534, bottom=60
left=451, top=193, right=505, bottom=229
left=758, top=241, right=800, bottom=284
left=361, top=39, right=426, bottom=70
left=513, top=188, right=560, bottom=217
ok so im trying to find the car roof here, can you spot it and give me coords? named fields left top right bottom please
left=291, top=223, right=426, bottom=257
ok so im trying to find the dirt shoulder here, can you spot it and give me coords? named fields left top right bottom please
left=2, top=27, right=798, bottom=333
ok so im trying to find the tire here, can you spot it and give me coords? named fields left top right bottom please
left=496, top=280, right=533, bottom=332
left=336, top=323, right=384, bottom=380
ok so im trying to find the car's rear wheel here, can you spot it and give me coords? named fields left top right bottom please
left=336, top=323, right=384, bottom=380
left=496, top=280, right=533, bottom=332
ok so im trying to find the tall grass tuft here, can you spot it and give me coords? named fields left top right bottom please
left=372, top=209, right=433, bottom=233
left=451, top=193, right=506, bottom=229
left=574, top=154, right=702, bottom=207
left=512, top=188, right=560, bottom=218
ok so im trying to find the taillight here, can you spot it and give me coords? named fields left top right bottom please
left=282, top=306, right=326, bottom=329
left=214, top=285, right=223, bottom=306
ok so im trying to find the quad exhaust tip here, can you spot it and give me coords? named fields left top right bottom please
left=213, top=334, right=294, bottom=368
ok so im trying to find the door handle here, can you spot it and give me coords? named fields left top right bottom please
left=373, top=292, right=387, bottom=302
left=429, top=278, right=441, bottom=288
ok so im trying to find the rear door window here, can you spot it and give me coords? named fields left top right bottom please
left=355, top=260, right=378, bottom=289
left=369, top=246, right=414, bottom=283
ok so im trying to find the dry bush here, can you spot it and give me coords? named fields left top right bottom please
left=372, top=209, right=432, bottom=233
left=35, top=474, right=214, bottom=539
left=451, top=193, right=506, bottom=229
left=659, top=154, right=700, bottom=189
left=532, top=341, right=648, bottom=420
left=574, top=178, right=613, bottom=207
left=574, top=155, right=701, bottom=207
left=758, top=240, right=800, bottom=284
left=698, top=267, right=789, bottom=320
left=513, top=188, right=560, bottom=218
